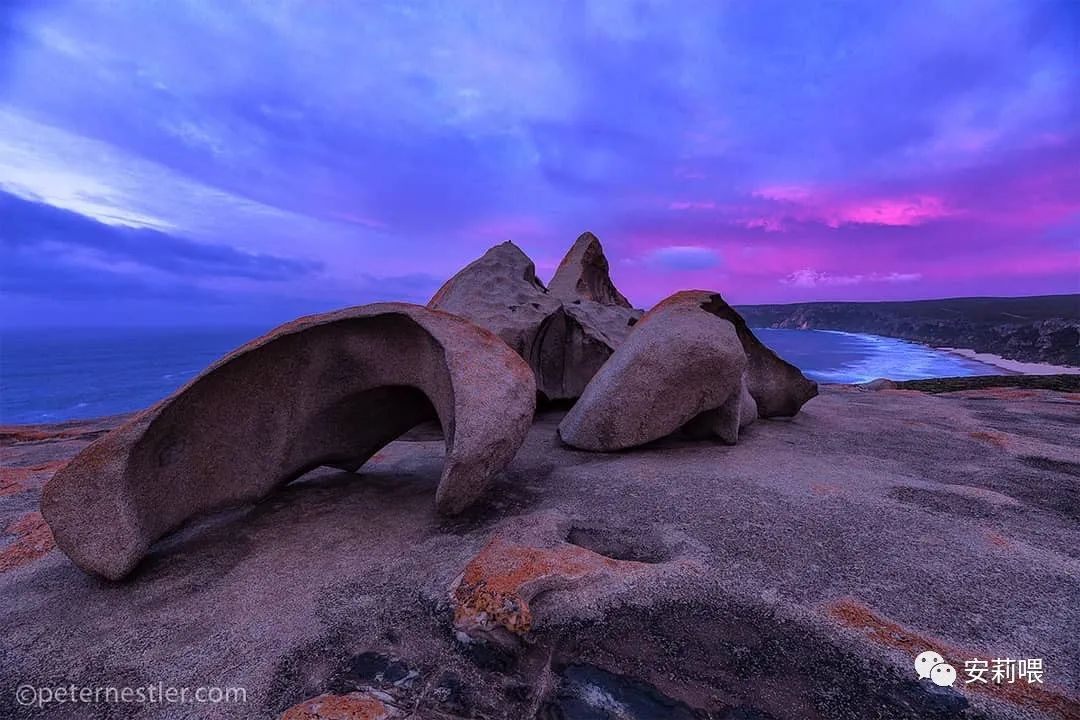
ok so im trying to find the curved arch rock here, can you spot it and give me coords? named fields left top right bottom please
left=41, top=303, right=536, bottom=580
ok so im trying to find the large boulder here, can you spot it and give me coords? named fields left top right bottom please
left=41, top=303, right=536, bottom=580
left=558, top=295, right=751, bottom=451
left=547, top=231, right=632, bottom=307
left=681, top=373, right=758, bottom=444
left=558, top=291, right=818, bottom=451
left=692, top=292, right=819, bottom=417
left=429, top=236, right=641, bottom=401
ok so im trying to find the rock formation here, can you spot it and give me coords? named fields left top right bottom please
left=546, top=231, right=632, bottom=307
left=429, top=235, right=641, bottom=401
left=41, top=303, right=536, bottom=580
left=681, top=374, right=758, bottom=444
left=692, top=291, right=819, bottom=417
left=449, top=512, right=697, bottom=648
left=558, top=293, right=752, bottom=451
left=559, top=291, right=817, bottom=451
left=428, top=241, right=561, bottom=359
left=281, top=693, right=399, bottom=720
left=7, top=383, right=1080, bottom=719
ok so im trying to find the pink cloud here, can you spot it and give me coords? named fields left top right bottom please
left=781, top=268, right=924, bottom=288
left=752, top=185, right=814, bottom=203
left=668, top=200, right=717, bottom=210
left=747, top=185, right=957, bottom=229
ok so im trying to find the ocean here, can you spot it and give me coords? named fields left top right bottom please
left=0, top=326, right=1000, bottom=425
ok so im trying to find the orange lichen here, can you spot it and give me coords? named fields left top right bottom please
left=0, top=512, right=56, bottom=573
left=0, top=426, right=91, bottom=443
left=452, top=538, right=630, bottom=636
left=985, top=530, right=1010, bottom=548
left=827, top=598, right=1080, bottom=719
left=280, top=692, right=392, bottom=720
left=0, top=461, right=67, bottom=496
left=811, top=482, right=841, bottom=496
left=0, top=468, right=28, bottom=497
left=969, top=430, right=1009, bottom=448
left=630, top=290, right=705, bottom=328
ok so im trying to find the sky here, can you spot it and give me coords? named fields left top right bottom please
left=0, top=0, right=1078, bottom=327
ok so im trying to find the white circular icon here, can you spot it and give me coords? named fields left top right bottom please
left=930, top=662, right=957, bottom=687
left=915, top=651, right=944, bottom=679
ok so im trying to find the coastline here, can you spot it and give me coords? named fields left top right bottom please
left=939, top=347, right=1080, bottom=376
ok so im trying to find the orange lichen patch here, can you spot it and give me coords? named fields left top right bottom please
left=0, top=426, right=91, bottom=443
left=0, top=512, right=56, bottom=573
left=827, top=599, right=1080, bottom=719
left=280, top=692, right=392, bottom=720
left=0, top=461, right=68, bottom=496
left=811, top=482, right=841, bottom=496
left=0, top=468, right=28, bottom=497
left=969, top=430, right=1009, bottom=448
left=452, top=538, right=636, bottom=636
left=985, top=530, right=1010, bottom=548
left=633, top=290, right=705, bottom=326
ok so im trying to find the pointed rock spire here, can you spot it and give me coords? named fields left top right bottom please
left=429, top=239, right=641, bottom=401
left=547, top=232, right=631, bottom=308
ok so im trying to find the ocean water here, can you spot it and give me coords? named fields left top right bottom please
left=0, top=326, right=1000, bottom=425
left=755, top=328, right=1000, bottom=384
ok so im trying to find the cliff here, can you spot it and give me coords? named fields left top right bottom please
left=736, top=295, right=1080, bottom=367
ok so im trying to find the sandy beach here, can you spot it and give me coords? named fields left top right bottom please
left=941, top=347, right=1080, bottom=375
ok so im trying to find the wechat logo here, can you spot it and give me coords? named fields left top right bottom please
left=915, top=651, right=957, bottom=687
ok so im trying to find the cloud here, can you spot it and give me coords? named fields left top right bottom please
left=0, top=1, right=1077, bottom=321
left=0, top=190, right=321, bottom=292
left=781, top=268, right=924, bottom=288
left=748, top=186, right=957, bottom=229
left=644, top=246, right=723, bottom=271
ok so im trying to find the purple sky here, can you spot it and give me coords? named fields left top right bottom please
left=1, top=1, right=1077, bottom=327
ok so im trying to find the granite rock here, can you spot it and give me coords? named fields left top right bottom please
left=429, top=236, right=641, bottom=401
left=41, top=303, right=536, bottom=580
left=558, top=293, right=750, bottom=451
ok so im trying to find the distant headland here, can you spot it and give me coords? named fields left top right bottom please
left=737, top=294, right=1080, bottom=368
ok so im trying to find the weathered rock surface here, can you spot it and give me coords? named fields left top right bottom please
left=547, top=231, right=632, bottom=307
left=680, top=372, right=758, bottom=444
left=861, top=377, right=899, bottom=391
left=558, top=293, right=751, bottom=451
left=429, top=237, right=641, bottom=401
left=449, top=512, right=696, bottom=648
left=280, top=692, right=397, bottom=720
left=2, top=385, right=1079, bottom=719
left=691, top=291, right=819, bottom=417
left=41, top=303, right=536, bottom=580
left=428, top=241, right=561, bottom=359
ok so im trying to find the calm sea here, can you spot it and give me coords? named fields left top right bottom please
left=0, top=326, right=1000, bottom=425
